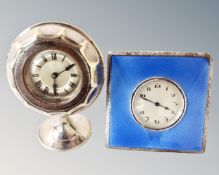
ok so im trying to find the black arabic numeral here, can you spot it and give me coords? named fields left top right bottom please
left=146, top=87, right=151, bottom=91
left=140, top=94, right=146, bottom=98
left=139, top=110, right=144, bottom=114
left=171, top=93, right=176, bottom=97
left=174, top=102, right=178, bottom=106
left=155, top=84, right=161, bottom=88
left=145, top=116, right=150, bottom=122
left=164, top=117, right=169, bottom=122
left=154, top=120, right=160, bottom=124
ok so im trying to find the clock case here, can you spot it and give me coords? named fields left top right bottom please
left=7, top=22, right=104, bottom=116
left=106, top=51, right=213, bottom=153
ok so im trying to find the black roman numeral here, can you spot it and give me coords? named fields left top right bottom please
left=35, top=80, right=42, bottom=88
left=62, top=55, right=66, bottom=62
left=64, top=89, right=69, bottom=94
left=51, top=53, right=57, bottom=60
left=69, top=82, right=76, bottom=88
left=41, top=55, right=47, bottom=62
left=43, top=87, right=49, bottom=95
left=34, top=64, right=42, bottom=68
left=32, top=74, right=39, bottom=77
left=71, top=73, right=78, bottom=77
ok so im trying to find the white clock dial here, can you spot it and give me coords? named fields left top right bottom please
left=131, top=78, right=186, bottom=130
left=30, top=50, right=82, bottom=99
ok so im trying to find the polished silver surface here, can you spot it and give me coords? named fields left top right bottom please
left=38, top=114, right=91, bottom=151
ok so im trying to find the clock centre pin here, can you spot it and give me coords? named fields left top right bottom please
left=7, top=22, right=104, bottom=151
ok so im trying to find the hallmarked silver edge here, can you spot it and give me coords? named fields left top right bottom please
left=105, top=51, right=213, bottom=153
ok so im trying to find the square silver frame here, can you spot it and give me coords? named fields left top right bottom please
left=106, top=51, right=213, bottom=153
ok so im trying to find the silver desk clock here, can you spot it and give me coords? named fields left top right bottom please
left=7, top=22, right=104, bottom=151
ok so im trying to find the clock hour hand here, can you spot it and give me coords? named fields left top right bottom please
left=141, top=97, right=174, bottom=112
left=51, top=75, right=58, bottom=96
left=53, top=82, right=58, bottom=96
left=158, top=103, right=174, bottom=113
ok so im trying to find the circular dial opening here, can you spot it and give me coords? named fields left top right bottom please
left=131, top=78, right=186, bottom=130
left=28, top=50, right=83, bottom=101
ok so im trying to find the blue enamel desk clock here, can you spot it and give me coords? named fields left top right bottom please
left=106, top=51, right=213, bottom=153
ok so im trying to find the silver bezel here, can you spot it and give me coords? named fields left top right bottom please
left=131, top=77, right=187, bottom=131
left=106, top=51, right=213, bottom=153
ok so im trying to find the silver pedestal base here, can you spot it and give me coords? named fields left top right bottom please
left=38, top=114, right=91, bottom=151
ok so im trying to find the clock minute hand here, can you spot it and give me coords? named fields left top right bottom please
left=141, top=97, right=157, bottom=105
left=65, top=64, right=75, bottom=71
left=141, top=97, right=174, bottom=112
left=57, top=64, right=75, bottom=75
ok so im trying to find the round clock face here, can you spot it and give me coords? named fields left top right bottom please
left=29, top=50, right=82, bottom=100
left=131, top=78, right=186, bottom=130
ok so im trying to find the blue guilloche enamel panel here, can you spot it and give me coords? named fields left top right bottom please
left=108, top=54, right=210, bottom=152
